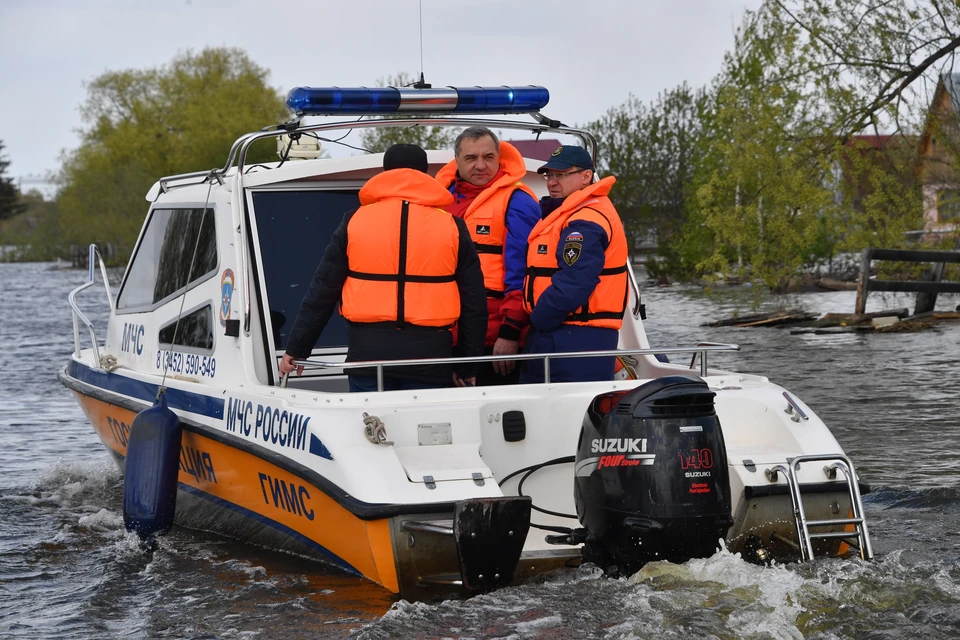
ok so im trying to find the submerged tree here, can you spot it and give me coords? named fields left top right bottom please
left=56, top=47, right=288, bottom=258
left=0, top=191, right=64, bottom=261
left=591, top=1, right=956, bottom=289
left=687, top=11, right=837, bottom=288
left=589, top=85, right=708, bottom=276
left=0, top=141, right=27, bottom=221
left=682, top=1, right=935, bottom=289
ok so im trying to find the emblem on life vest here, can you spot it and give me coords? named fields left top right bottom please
left=476, top=225, right=491, bottom=235
left=551, top=146, right=563, bottom=157
left=563, top=242, right=582, bottom=266
left=537, top=244, right=548, bottom=255
left=220, top=268, right=235, bottom=327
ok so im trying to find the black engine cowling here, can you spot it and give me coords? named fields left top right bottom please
left=574, top=375, right=732, bottom=574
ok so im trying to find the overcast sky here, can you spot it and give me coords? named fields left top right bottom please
left=1, top=0, right=762, bottom=189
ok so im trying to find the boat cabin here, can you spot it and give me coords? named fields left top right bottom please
left=111, top=85, right=658, bottom=393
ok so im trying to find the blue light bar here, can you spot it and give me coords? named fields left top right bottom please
left=286, top=86, right=549, bottom=116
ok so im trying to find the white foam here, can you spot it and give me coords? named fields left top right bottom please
left=209, top=558, right=269, bottom=581
left=622, top=544, right=812, bottom=638
left=933, top=567, right=960, bottom=597
left=77, top=507, right=124, bottom=532
left=379, top=598, right=431, bottom=621
left=28, top=456, right=120, bottom=508
left=509, top=614, right=563, bottom=633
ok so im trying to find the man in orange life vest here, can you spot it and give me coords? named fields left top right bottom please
left=521, top=145, right=629, bottom=383
left=279, top=144, right=487, bottom=391
left=435, top=126, right=541, bottom=385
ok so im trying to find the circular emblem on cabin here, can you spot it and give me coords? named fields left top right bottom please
left=551, top=146, right=563, bottom=157
left=220, top=269, right=235, bottom=327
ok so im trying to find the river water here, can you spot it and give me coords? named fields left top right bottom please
left=2, top=261, right=960, bottom=639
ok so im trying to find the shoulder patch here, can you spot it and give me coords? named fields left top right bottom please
left=565, top=231, right=584, bottom=242
left=563, top=242, right=582, bottom=266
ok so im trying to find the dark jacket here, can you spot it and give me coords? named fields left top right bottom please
left=285, top=186, right=487, bottom=386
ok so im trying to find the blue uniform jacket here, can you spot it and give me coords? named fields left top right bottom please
left=529, top=198, right=611, bottom=332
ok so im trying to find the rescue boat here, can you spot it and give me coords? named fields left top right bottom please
left=60, top=84, right=873, bottom=600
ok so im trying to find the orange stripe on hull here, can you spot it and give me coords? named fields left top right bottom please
left=72, top=391, right=400, bottom=593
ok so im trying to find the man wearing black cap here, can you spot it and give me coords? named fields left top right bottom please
left=280, top=143, right=487, bottom=391
left=521, top=145, right=629, bottom=383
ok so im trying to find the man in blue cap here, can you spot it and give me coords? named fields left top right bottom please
left=521, top=145, right=629, bottom=383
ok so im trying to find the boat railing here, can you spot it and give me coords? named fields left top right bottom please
left=68, top=244, right=115, bottom=366
left=688, top=342, right=739, bottom=371
left=230, top=116, right=599, bottom=177
left=282, top=343, right=740, bottom=392
left=153, top=116, right=600, bottom=197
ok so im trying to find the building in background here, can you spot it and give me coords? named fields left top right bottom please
left=918, top=73, right=960, bottom=236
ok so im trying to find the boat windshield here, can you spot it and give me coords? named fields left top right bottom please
left=253, top=190, right=360, bottom=352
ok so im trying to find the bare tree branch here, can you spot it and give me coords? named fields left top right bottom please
left=844, top=32, right=960, bottom=139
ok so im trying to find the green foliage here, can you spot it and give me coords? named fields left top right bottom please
left=358, top=73, right=459, bottom=153
left=832, top=138, right=923, bottom=252
left=0, top=191, right=64, bottom=261
left=56, top=47, right=288, bottom=260
left=688, top=10, right=843, bottom=290
left=586, top=1, right=958, bottom=291
left=0, top=141, right=27, bottom=221
left=587, top=85, right=707, bottom=276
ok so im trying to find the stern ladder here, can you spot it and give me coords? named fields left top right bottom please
left=766, top=454, right=873, bottom=561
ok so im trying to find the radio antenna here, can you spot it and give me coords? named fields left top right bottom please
left=414, top=0, right=431, bottom=89
left=419, top=0, right=424, bottom=78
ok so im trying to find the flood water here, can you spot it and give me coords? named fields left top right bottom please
left=2, top=261, right=960, bottom=639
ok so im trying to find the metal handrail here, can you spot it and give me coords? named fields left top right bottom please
left=626, top=266, right=643, bottom=319
left=688, top=342, right=736, bottom=370
left=281, top=343, right=740, bottom=391
left=68, top=244, right=114, bottom=366
left=152, top=116, right=599, bottom=198
left=233, top=116, right=599, bottom=175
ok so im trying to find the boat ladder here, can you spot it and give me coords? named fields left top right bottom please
left=766, top=454, right=873, bottom=561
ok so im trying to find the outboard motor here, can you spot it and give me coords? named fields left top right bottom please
left=574, top=375, right=732, bottom=575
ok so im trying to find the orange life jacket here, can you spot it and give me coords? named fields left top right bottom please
left=436, top=141, right=537, bottom=299
left=341, top=168, right=461, bottom=327
left=523, top=177, right=628, bottom=330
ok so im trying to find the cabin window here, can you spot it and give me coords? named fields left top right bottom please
left=158, top=304, right=214, bottom=351
left=252, top=190, right=360, bottom=351
left=937, top=189, right=960, bottom=222
left=117, top=207, right=218, bottom=311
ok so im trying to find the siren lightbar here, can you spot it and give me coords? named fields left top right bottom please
left=286, top=85, right=549, bottom=116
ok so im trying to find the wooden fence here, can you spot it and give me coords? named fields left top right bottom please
left=855, top=248, right=960, bottom=315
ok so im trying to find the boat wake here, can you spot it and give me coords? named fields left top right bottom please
left=359, top=540, right=960, bottom=639
left=867, top=485, right=960, bottom=510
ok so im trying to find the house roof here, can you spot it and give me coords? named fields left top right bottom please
left=944, top=72, right=960, bottom=112
left=918, top=72, right=960, bottom=172
left=507, top=139, right=562, bottom=162
left=847, top=134, right=894, bottom=150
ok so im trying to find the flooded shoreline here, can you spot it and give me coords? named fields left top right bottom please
left=3, top=262, right=960, bottom=638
